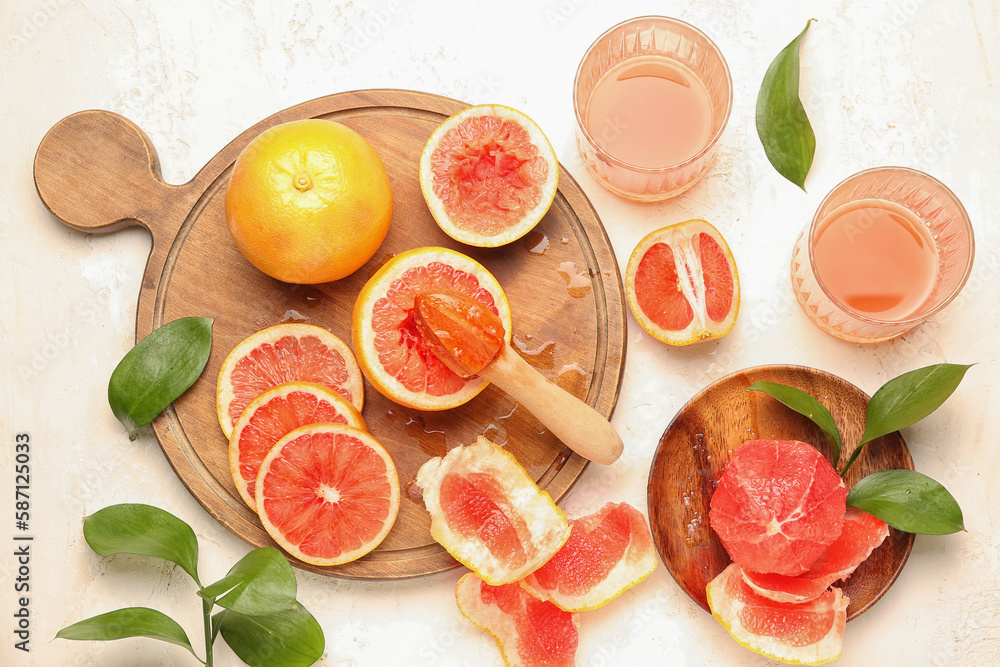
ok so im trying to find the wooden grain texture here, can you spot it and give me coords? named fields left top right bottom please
left=647, top=365, right=914, bottom=621
left=34, top=89, right=627, bottom=579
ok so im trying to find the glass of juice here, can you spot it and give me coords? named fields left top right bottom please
left=790, top=166, right=974, bottom=343
left=573, top=16, right=732, bottom=202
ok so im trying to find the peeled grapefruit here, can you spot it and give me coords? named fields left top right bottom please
left=456, top=572, right=579, bottom=667
left=416, top=437, right=570, bottom=585
left=228, top=381, right=366, bottom=511
left=419, top=104, right=559, bottom=248
left=225, top=118, right=393, bottom=284
left=709, top=440, right=847, bottom=576
left=216, top=323, right=364, bottom=438
left=742, top=506, right=890, bottom=604
left=352, top=247, right=512, bottom=411
left=255, top=423, right=399, bottom=566
left=707, top=563, right=848, bottom=665
left=520, top=502, right=657, bottom=612
left=625, top=219, right=739, bottom=346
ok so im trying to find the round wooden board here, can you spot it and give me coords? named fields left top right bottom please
left=647, top=365, right=914, bottom=621
left=34, top=89, right=627, bottom=579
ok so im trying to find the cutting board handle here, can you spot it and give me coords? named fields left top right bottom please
left=33, top=110, right=188, bottom=236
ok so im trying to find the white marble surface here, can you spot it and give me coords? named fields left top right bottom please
left=3, top=0, right=999, bottom=665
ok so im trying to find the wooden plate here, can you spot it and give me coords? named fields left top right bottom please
left=34, top=89, right=627, bottom=579
left=647, top=364, right=914, bottom=621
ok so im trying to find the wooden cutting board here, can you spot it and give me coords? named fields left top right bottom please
left=34, top=89, right=627, bottom=579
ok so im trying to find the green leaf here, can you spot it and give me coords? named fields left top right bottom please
left=199, top=547, right=296, bottom=616
left=756, top=19, right=816, bottom=190
left=55, top=607, right=199, bottom=659
left=84, top=504, right=201, bottom=585
left=211, top=609, right=229, bottom=644
left=847, top=469, right=965, bottom=534
left=746, top=381, right=842, bottom=465
left=220, top=602, right=325, bottom=667
left=108, top=316, right=213, bottom=439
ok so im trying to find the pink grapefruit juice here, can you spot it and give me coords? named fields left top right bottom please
left=812, top=199, right=938, bottom=321
left=585, top=55, right=713, bottom=168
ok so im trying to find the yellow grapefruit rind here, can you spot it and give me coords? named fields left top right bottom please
left=419, top=104, right=559, bottom=248
left=625, top=219, right=740, bottom=346
left=228, top=381, right=367, bottom=512
left=456, top=572, right=580, bottom=667
left=706, top=564, right=847, bottom=666
left=519, top=503, right=658, bottom=612
left=352, top=247, right=512, bottom=411
left=416, top=437, right=570, bottom=585
left=216, top=323, right=365, bottom=438
left=255, top=422, right=400, bottom=567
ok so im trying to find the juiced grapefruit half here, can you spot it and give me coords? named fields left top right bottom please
left=255, top=423, right=399, bottom=567
left=420, top=104, right=559, bottom=248
left=520, top=502, right=657, bottom=612
left=228, top=381, right=366, bottom=511
left=456, top=572, right=579, bottom=667
left=416, top=437, right=570, bottom=585
left=625, top=219, right=739, bottom=346
left=352, top=247, right=512, bottom=411
left=216, top=323, right=364, bottom=437
left=707, top=563, right=848, bottom=665
left=742, top=506, right=890, bottom=604
left=709, top=440, right=847, bottom=576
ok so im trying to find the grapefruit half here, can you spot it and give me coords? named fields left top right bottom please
left=416, top=437, right=570, bottom=585
left=255, top=423, right=399, bottom=566
left=709, top=440, right=847, bottom=576
left=625, top=219, right=739, bottom=346
left=520, top=502, right=657, bottom=612
left=419, top=104, right=559, bottom=248
left=228, top=381, right=366, bottom=511
left=742, top=506, right=890, bottom=604
left=707, top=563, right=848, bottom=665
left=456, top=572, right=579, bottom=667
left=352, top=247, right=512, bottom=411
left=216, top=323, right=364, bottom=438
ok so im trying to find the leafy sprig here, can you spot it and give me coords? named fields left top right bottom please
left=56, top=504, right=324, bottom=666
left=746, top=363, right=971, bottom=535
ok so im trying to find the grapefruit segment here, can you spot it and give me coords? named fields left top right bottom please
left=420, top=104, right=559, bottom=248
left=625, top=219, right=739, bottom=346
left=707, top=563, right=847, bottom=665
left=228, top=381, right=366, bottom=511
left=742, top=507, right=890, bottom=604
left=709, top=440, right=847, bottom=576
left=520, top=502, right=657, bottom=612
left=416, top=437, right=570, bottom=585
left=255, top=423, right=399, bottom=566
left=352, top=247, right=512, bottom=411
left=456, top=572, right=579, bottom=667
left=216, top=323, right=364, bottom=437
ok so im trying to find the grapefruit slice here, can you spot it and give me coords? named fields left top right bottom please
left=709, top=440, right=847, bottom=576
left=420, top=104, right=559, bottom=248
left=625, top=219, right=739, bottom=346
left=520, top=502, right=657, bottom=612
left=742, top=506, right=890, bottom=604
left=255, top=423, right=399, bottom=566
left=707, top=563, right=848, bottom=665
left=228, top=381, right=367, bottom=511
left=216, top=323, right=364, bottom=438
left=456, top=572, right=579, bottom=667
left=416, top=437, right=570, bottom=585
left=352, top=247, right=512, bottom=411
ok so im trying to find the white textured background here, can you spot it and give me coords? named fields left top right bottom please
left=2, top=0, right=999, bottom=665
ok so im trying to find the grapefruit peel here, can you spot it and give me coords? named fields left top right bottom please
left=416, top=437, right=570, bottom=585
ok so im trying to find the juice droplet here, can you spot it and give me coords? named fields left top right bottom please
left=405, top=478, right=425, bottom=504
left=522, top=231, right=550, bottom=255
left=555, top=363, right=588, bottom=399
left=560, top=237, right=570, bottom=245
left=404, top=415, right=447, bottom=458
left=481, top=422, right=508, bottom=447
left=555, top=261, right=592, bottom=298
left=512, top=335, right=556, bottom=370
left=281, top=309, right=309, bottom=323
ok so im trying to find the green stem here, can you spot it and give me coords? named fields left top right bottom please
left=839, top=442, right=867, bottom=478
left=202, top=597, right=214, bottom=667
